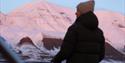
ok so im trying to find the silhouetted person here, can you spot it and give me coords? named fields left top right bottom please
left=51, top=0, right=105, bottom=63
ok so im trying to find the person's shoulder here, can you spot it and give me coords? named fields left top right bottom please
left=69, top=23, right=79, bottom=29
left=69, top=23, right=88, bottom=32
left=96, top=28, right=104, bottom=34
left=67, top=23, right=79, bottom=32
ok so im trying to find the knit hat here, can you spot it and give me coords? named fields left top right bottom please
left=77, top=1, right=95, bottom=14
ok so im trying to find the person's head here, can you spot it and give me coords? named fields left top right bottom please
left=76, top=0, right=95, bottom=17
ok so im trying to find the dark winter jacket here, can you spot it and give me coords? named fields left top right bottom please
left=51, top=11, right=105, bottom=63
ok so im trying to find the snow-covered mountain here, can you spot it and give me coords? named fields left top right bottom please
left=95, top=11, right=125, bottom=55
left=0, top=0, right=125, bottom=62
left=0, top=0, right=75, bottom=45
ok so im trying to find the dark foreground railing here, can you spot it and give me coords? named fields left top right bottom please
left=0, top=36, right=52, bottom=63
left=0, top=36, right=25, bottom=63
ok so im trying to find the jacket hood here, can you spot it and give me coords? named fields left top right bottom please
left=75, top=11, right=99, bottom=30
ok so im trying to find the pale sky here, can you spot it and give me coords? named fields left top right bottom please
left=0, top=0, right=125, bottom=15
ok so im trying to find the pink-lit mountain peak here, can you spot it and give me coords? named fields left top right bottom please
left=6, top=0, right=75, bottom=33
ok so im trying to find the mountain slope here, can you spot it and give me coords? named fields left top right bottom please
left=95, top=11, right=125, bottom=54
left=0, top=12, right=6, bottom=25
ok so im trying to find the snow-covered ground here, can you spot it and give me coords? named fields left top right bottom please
left=15, top=43, right=125, bottom=63
left=101, top=60, right=124, bottom=63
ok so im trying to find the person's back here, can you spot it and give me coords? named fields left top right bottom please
left=51, top=0, right=105, bottom=63
left=66, top=11, right=105, bottom=63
